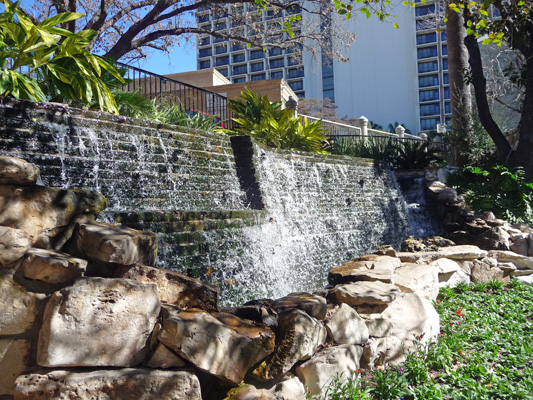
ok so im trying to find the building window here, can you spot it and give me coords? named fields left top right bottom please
left=215, top=56, right=229, bottom=66
left=417, top=46, right=438, bottom=59
left=269, top=47, right=283, bottom=57
left=232, top=53, right=245, bottom=63
left=420, top=117, right=440, bottom=131
left=250, top=73, right=266, bottom=81
left=416, top=32, right=437, bottom=45
left=215, top=44, right=227, bottom=54
left=197, top=14, right=210, bottom=23
left=199, top=60, right=210, bottom=69
left=249, top=49, right=265, bottom=60
left=214, top=22, right=226, bottom=31
left=289, top=80, right=303, bottom=91
left=250, top=61, right=264, bottom=72
left=287, top=56, right=300, bottom=66
left=445, top=102, right=452, bottom=114
left=267, top=9, right=282, bottom=19
left=269, top=58, right=285, bottom=69
left=287, top=5, right=301, bottom=14
left=323, top=89, right=334, bottom=101
left=441, top=31, right=447, bottom=41
left=418, top=60, right=438, bottom=73
left=419, top=89, right=439, bottom=102
left=232, top=65, right=247, bottom=75
left=443, top=73, right=449, bottom=84
left=288, top=68, right=304, bottom=79
left=287, top=44, right=303, bottom=54
left=213, top=10, right=228, bottom=20
left=270, top=70, right=284, bottom=79
left=442, top=58, right=448, bottom=70
left=444, top=87, right=450, bottom=99
left=415, top=4, right=435, bottom=17
left=198, top=48, right=212, bottom=58
left=419, top=74, right=439, bottom=88
left=442, top=45, right=448, bottom=55
left=420, top=102, right=440, bottom=116
left=199, top=37, right=210, bottom=46
left=217, top=68, right=228, bottom=77
left=232, top=42, right=244, bottom=51
left=233, top=77, right=246, bottom=83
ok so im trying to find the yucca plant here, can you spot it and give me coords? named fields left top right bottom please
left=0, top=1, right=123, bottom=113
left=222, top=88, right=329, bottom=153
left=393, top=140, right=443, bottom=170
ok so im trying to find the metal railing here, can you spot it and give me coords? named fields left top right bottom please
left=115, top=61, right=230, bottom=127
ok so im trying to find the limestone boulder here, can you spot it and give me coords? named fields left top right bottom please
left=471, top=262, right=506, bottom=283
left=0, top=339, right=31, bottom=396
left=325, top=303, right=369, bottom=345
left=474, top=227, right=511, bottom=251
left=221, top=305, right=277, bottom=328
left=14, top=368, right=201, bottom=400
left=329, top=281, right=399, bottom=314
left=261, top=374, right=306, bottom=400
left=328, top=255, right=400, bottom=285
left=22, top=248, right=87, bottom=284
left=517, top=274, right=533, bottom=285
left=146, top=344, right=186, bottom=369
left=225, top=385, right=275, bottom=400
left=361, top=336, right=402, bottom=368
left=295, top=344, right=363, bottom=398
left=0, top=185, right=107, bottom=249
left=363, top=317, right=393, bottom=338
left=438, top=245, right=488, bottom=260
left=92, top=262, right=218, bottom=310
left=510, top=234, right=529, bottom=256
left=393, top=263, right=439, bottom=301
left=158, top=309, right=275, bottom=384
left=378, top=293, right=440, bottom=363
left=489, top=250, right=533, bottom=270
left=68, top=222, right=158, bottom=267
left=0, top=226, right=31, bottom=266
left=0, top=156, right=39, bottom=186
left=251, top=309, right=326, bottom=382
left=272, top=292, right=327, bottom=320
left=37, top=277, right=161, bottom=367
left=429, top=258, right=470, bottom=288
left=0, top=277, right=39, bottom=335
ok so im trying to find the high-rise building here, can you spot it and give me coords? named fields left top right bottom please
left=196, top=1, right=458, bottom=134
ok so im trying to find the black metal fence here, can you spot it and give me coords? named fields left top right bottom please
left=327, top=134, right=446, bottom=155
left=114, top=61, right=231, bottom=127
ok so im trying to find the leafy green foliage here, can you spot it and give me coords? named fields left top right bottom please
left=327, top=281, right=533, bottom=399
left=447, top=165, right=533, bottom=225
left=332, top=136, right=442, bottom=170
left=222, top=88, right=329, bottom=153
left=0, top=0, right=123, bottom=113
left=154, top=102, right=221, bottom=131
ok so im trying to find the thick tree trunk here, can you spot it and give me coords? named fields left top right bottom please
left=462, top=11, right=512, bottom=165
left=446, top=8, right=472, bottom=133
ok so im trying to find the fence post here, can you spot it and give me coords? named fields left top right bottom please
left=419, top=132, right=429, bottom=152
left=357, top=116, right=368, bottom=137
left=395, top=125, right=405, bottom=139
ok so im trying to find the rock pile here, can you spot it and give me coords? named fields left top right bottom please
left=1, top=156, right=532, bottom=400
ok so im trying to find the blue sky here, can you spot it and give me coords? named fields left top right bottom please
left=134, top=44, right=197, bottom=76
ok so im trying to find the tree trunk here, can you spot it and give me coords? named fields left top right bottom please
left=462, top=11, right=512, bottom=165
left=446, top=7, right=472, bottom=133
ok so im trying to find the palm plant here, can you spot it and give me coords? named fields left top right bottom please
left=393, top=140, right=443, bottom=170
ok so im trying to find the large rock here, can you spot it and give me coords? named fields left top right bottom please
left=0, top=339, right=31, bottom=396
left=295, top=344, right=363, bottom=399
left=0, top=156, right=39, bottom=186
left=473, top=227, right=511, bottom=251
left=225, top=384, right=275, bottom=400
left=68, top=222, right=158, bottom=267
left=92, top=262, right=218, bottom=310
left=471, top=262, right=506, bottom=283
left=261, top=374, right=306, bottom=400
left=378, top=293, right=440, bottom=363
left=363, top=317, right=393, bottom=338
left=0, top=185, right=107, bottom=249
left=393, top=263, right=439, bottom=301
left=325, top=303, right=369, bottom=345
left=146, top=344, right=186, bottom=369
left=328, top=255, right=400, bottom=285
left=251, top=309, right=327, bottom=381
left=14, top=368, right=201, bottom=400
left=329, top=281, right=399, bottom=313
left=158, top=309, right=275, bottom=384
left=0, top=226, right=31, bottom=266
left=429, top=258, right=470, bottom=288
left=489, top=250, right=533, bottom=270
left=272, top=292, right=327, bottom=320
left=37, top=277, right=160, bottom=367
left=397, top=245, right=487, bottom=263
left=21, top=248, right=87, bottom=284
left=361, top=336, right=402, bottom=368
left=0, top=277, right=39, bottom=335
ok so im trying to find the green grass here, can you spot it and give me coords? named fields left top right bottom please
left=324, top=279, right=533, bottom=399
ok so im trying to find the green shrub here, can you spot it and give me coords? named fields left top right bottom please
left=221, top=88, right=329, bottom=153
left=0, top=1, right=123, bottom=113
left=447, top=165, right=533, bottom=225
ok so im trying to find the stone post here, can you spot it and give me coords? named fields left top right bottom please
left=286, top=96, right=298, bottom=117
left=395, top=125, right=405, bottom=139
left=419, top=132, right=429, bottom=152
left=357, top=116, right=368, bottom=137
